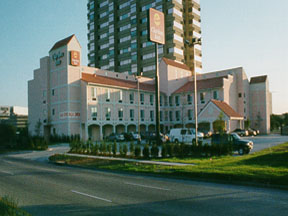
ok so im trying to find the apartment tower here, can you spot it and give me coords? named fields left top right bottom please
left=87, top=0, right=202, bottom=77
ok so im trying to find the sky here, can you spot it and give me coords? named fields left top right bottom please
left=0, top=0, right=287, bottom=114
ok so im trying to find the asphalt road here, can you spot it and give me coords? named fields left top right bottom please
left=248, top=134, right=288, bottom=153
left=1, top=144, right=288, bottom=216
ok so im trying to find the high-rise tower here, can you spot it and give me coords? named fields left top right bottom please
left=87, top=0, right=202, bottom=77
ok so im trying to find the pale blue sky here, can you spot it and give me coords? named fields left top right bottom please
left=0, top=1, right=287, bottom=114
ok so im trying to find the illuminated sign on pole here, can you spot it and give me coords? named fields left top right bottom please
left=148, top=8, right=165, bottom=45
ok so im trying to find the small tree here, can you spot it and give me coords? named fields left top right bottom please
left=143, top=144, right=150, bottom=159
left=34, top=119, right=42, bottom=137
left=151, top=144, right=159, bottom=158
left=123, top=144, right=128, bottom=156
left=213, top=112, right=226, bottom=134
left=112, top=140, right=117, bottom=156
left=130, top=142, right=135, bottom=157
left=134, top=145, right=141, bottom=158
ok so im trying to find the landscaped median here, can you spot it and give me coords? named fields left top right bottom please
left=0, top=196, right=31, bottom=216
left=49, top=142, right=288, bottom=189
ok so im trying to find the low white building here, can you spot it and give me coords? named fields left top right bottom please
left=28, top=35, right=271, bottom=140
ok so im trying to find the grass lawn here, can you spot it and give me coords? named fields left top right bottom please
left=49, top=142, right=288, bottom=188
left=0, top=196, right=31, bottom=216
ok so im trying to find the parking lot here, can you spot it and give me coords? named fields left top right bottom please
left=248, top=134, right=288, bottom=153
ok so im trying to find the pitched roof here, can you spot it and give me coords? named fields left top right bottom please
left=174, top=76, right=227, bottom=94
left=81, top=73, right=155, bottom=92
left=49, top=35, right=75, bottom=52
left=162, top=58, right=191, bottom=71
left=211, top=99, right=243, bottom=118
left=250, top=75, right=267, bottom=84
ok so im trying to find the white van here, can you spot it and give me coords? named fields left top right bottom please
left=169, top=128, right=196, bottom=144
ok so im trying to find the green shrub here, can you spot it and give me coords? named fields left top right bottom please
left=93, top=143, right=99, bottom=155
left=134, top=146, right=141, bottom=158
left=119, top=144, right=123, bottom=156
left=108, top=143, right=112, bottom=156
left=100, top=142, right=107, bottom=154
left=112, top=141, right=117, bottom=156
left=143, top=144, right=150, bottom=159
left=167, top=143, right=174, bottom=157
left=123, top=144, right=128, bottom=156
left=151, top=145, right=159, bottom=158
left=174, top=143, right=181, bottom=157
left=161, top=144, right=168, bottom=158
left=130, top=142, right=135, bottom=156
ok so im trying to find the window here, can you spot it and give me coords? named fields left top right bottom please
left=160, top=95, right=163, bottom=106
left=213, top=91, right=218, bottom=100
left=140, top=93, right=144, bottom=105
left=150, top=94, right=154, bottom=105
left=119, top=90, right=123, bottom=102
left=131, top=43, right=137, bottom=49
left=141, top=30, right=147, bottom=36
left=91, top=107, right=97, bottom=120
left=175, top=95, right=180, bottom=106
left=106, top=89, right=111, bottom=102
left=160, top=111, right=163, bottom=121
left=118, top=108, right=123, bottom=120
left=130, top=92, right=134, bottom=104
left=165, top=111, right=168, bottom=121
left=169, top=96, right=173, bottom=106
left=91, top=87, right=97, bottom=100
left=52, top=108, right=55, bottom=115
left=176, top=111, right=180, bottom=121
left=169, top=111, right=173, bottom=121
left=187, top=94, right=192, bottom=104
left=150, top=110, right=154, bottom=121
left=140, top=110, right=145, bottom=121
left=106, top=107, right=111, bottom=120
left=188, top=109, right=193, bottom=120
left=200, top=92, right=205, bottom=104
left=130, top=109, right=134, bottom=119
left=52, top=89, right=55, bottom=96
left=238, top=93, right=242, bottom=98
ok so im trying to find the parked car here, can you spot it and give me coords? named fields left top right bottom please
left=233, top=128, right=249, bottom=137
left=200, top=129, right=213, bottom=138
left=145, top=131, right=168, bottom=144
left=106, top=133, right=125, bottom=142
left=169, top=128, right=203, bottom=144
left=247, top=128, right=258, bottom=136
left=211, top=132, right=253, bottom=155
left=129, top=132, right=141, bottom=141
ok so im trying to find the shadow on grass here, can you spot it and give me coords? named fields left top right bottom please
left=238, top=152, right=288, bottom=168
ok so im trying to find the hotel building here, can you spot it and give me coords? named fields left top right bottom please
left=28, top=35, right=271, bottom=141
left=87, top=0, right=202, bottom=77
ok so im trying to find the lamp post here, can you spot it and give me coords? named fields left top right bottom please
left=185, top=38, right=202, bottom=146
left=134, top=73, right=142, bottom=144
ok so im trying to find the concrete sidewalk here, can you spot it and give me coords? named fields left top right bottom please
left=65, top=153, right=195, bottom=166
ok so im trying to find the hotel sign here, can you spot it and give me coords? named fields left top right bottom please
left=60, top=111, right=80, bottom=119
left=70, top=51, right=80, bottom=66
left=52, top=51, right=64, bottom=66
left=148, top=8, right=165, bottom=45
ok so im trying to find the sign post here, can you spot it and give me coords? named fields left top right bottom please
left=148, top=8, right=165, bottom=145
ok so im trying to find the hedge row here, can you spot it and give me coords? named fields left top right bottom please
left=69, top=140, right=233, bottom=159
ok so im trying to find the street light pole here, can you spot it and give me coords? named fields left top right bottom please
left=134, top=73, right=142, bottom=144
left=185, top=38, right=201, bottom=146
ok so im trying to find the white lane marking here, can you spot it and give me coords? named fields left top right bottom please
left=0, top=170, right=13, bottom=175
left=71, top=190, right=112, bottom=203
left=124, top=182, right=171, bottom=191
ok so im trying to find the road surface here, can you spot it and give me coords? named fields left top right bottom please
left=0, top=145, right=288, bottom=216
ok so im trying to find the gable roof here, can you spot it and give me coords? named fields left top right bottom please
left=250, top=75, right=267, bottom=84
left=174, top=76, right=227, bottom=94
left=211, top=99, right=243, bottom=118
left=81, top=73, right=155, bottom=92
left=162, top=58, right=191, bottom=71
left=49, top=34, right=75, bottom=52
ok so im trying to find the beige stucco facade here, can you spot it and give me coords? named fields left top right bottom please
left=28, top=35, right=272, bottom=141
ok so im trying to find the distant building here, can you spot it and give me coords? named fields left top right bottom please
left=28, top=35, right=271, bottom=140
left=87, top=0, right=202, bottom=77
left=0, top=106, right=28, bottom=130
